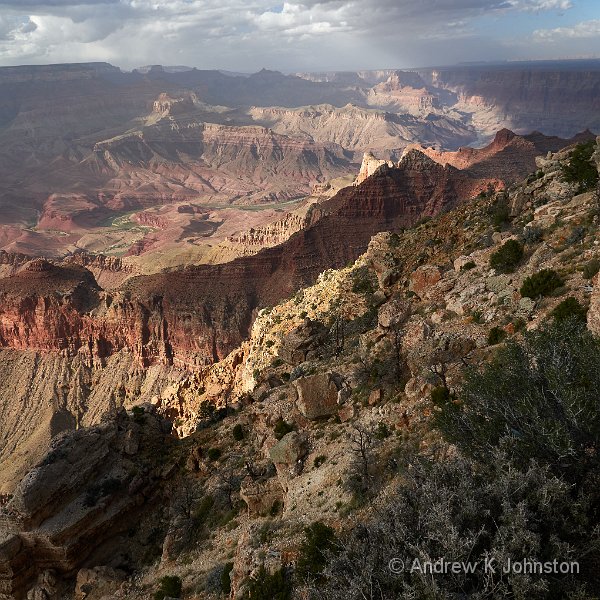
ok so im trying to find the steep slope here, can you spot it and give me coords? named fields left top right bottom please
left=0, top=150, right=498, bottom=492
left=2, top=137, right=599, bottom=600
left=403, top=128, right=597, bottom=182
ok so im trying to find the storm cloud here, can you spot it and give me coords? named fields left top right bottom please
left=0, top=0, right=596, bottom=70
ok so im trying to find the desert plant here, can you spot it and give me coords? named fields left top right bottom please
left=232, top=424, right=244, bottom=441
left=435, top=319, right=600, bottom=484
left=296, top=522, right=338, bottom=582
left=520, top=269, right=563, bottom=298
left=313, top=455, right=327, bottom=468
left=154, top=575, right=182, bottom=600
left=520, top=225, right=543, bottom=245
left=489, top=239, right=523, bottom=273
left=207, top=447, right=222, bottom=461
left=273, top=418, right=294, bottom=440
left=247, top=566, right=292, bottom=600
left=430, top=386, right=450, bottom=405
left=562, top=140, right=599, bottom=193
left=487, top=326, right=506, bottom=346
left=552, top=297, right=587, bottom=322
left=305, top=455, right=599, bottom=600
left=221, top=562, right=234, bottom=595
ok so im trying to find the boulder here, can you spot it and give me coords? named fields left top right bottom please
left=240, top=477, right=284, bottom=517
left=378, top=298, right=411, bottom=329
left=268, top=432, right=308, bottom=466
left=368, top=389, right=384, bottom=406
left=338, top=404, right=355, bottom=423
left=278, top=319, right=328, bottom=366
left=409, top=265, right=441, bottom=299
left=293, top=373, right=341, bottom=419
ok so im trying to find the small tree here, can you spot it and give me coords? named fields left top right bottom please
left=154, top=576, right=182, bottom=600
left=296, top=522, right=338, bottom=581
left=562, top=140, right=599, bottom=193
left=348, top=425, right=374, bottom=496
left=520, top=268, right=563, bottom=298
left=490, top=239, right=524, bottom=273
left=552, top=297, right=587, bottom=322
left=435, top=319, right=600, bottom=485
left=247, top=566, right=292, bottom=600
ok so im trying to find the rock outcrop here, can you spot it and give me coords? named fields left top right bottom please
left=0, top=407, right=175, bottom=600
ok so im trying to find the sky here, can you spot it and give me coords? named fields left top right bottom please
left=0, top=0, right=599, bottom=72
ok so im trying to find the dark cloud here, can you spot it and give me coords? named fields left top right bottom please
left=0, top=0, right=591, bottom=70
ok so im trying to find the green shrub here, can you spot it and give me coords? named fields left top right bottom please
left=491, top=201, right=510, bottom=228
left=562, top=140, right=599, bottom=192
left=247, top=566, right=291, bottom=600
left=487, top=326, right=506, bottom=346
left=520, top=226, right=542, bottom=245
left=489, top=239, right=523, bottom=273
left=520, top=269, right=563, bottom=298
left=232, top=424, right=244, bottom=441
left=132, top=406, right=146, bottom=424
left=582, top=258, right=600, bottom=280
left=460, top=261, right=476, bottom=271
left=207, top=447, right=222, bottom=461
left=375, top=422, right=391, bottom=440
left=430, top=386, right=450, bottom=405
left=389, top=232, right=401, bottom=247
left=296, top=522, right=337, bottom=581
left=351, top=266, right=376, bottom=295
left=435, top=319, right=600, bottom=485
left=220, top=562, right=234, bottom=595
left=313, top=455, right=327, bottom=468
left=273, top=418, right=294, bottom=440
left=154, top=575, right=182, bottom=600
left=552, top=297, right=587, bottom=322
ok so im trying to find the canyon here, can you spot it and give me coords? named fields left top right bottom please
left=0, top=58, right=599, bottom=598
left=1, top=135, right=600, bottom=598
left=0, top=60, right=599, bottom=273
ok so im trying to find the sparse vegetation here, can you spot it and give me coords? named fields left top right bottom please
left=296, top=522, right=337, bottom=582
left=487, top=325, right=506, bottom=345
left=520, top=268, right=563, bottom=298
left=552, top=297, right=587, bottom=322
left=562, top=140, right=599, bottom=192
left=154, top=575, right=182, bottom=600
left=247, top=566, right=292, bottom=600
left=489, top=239, right=523, bottom=273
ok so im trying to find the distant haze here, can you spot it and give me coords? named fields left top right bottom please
left=0, top=0, right=599, bottom=71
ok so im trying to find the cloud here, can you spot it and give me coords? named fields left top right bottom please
left=0, top=0, right=583, bottom=70
left=533, top=19, right=600, bottom=41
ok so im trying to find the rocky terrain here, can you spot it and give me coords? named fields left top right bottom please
left=1, top=61, right=598, bottom=272
left=1, top=133, right=599, bottom=599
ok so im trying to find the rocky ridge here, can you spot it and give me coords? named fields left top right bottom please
left=2, top=136, right=598, bottom=599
